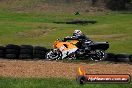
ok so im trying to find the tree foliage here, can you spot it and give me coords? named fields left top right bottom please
left=106, top=0, right=132, bottom=10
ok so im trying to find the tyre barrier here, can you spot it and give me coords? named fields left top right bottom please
left=21, top=45, right=33, bottom=50
left=0, top=46, right=5, bottom=58
left=33, top=46, right=48, bottom=59
left=5, top=54, right=17, bottom=59
left=0, top=44, right=48, bottom=59
left=106, top=53, right=131, bottom=62
left=105, top=53, right=117, bottom=61
left=19, top=45, right=34, bottom=59
left=19, top=54, right=33, bottom=59
left=0, top=44, right=132, bottom=63
left=129, top=55, right=132, bottom=62
left=5, top=44, right=20, bottom=59
left=116, top=54, right=129, bottom=62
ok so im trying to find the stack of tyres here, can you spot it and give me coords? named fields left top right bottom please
left=116, top=54, right=129, bottom=62
left=105, top=53, right=117, bottom=61
left=129, top=55, right=132, bottom=62
left=106, top=53, right=130, bottom=62
left=19, top=45, right=33, bottom=59
left=5, top=44, right=20, bottom=59
left=0, top=46, right=5, bottom=58
left=33, top=46, right=48, bottom=59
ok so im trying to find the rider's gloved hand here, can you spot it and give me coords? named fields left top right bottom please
left=72, top=36, right=76, bottom=38
left=66, top=36, right=70, bottom=38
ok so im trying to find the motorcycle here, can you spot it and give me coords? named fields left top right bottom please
left=46, top=36, right=109, bottom=61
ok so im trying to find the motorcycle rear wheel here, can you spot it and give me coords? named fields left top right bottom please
left=90, top=50, right=106, bottom=61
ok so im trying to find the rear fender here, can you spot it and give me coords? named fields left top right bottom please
left=89, top=42, right=109, bottom=50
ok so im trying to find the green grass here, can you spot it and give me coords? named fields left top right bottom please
left=0, top=10, right=132, bottom=53
left=0, top=1, right=132, bottom=88
left=0, top=77, right=131, bottom=88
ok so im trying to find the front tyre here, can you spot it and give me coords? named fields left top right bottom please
left=46, top=49, right=62, bottom=60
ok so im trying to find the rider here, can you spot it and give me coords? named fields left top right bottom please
left=73, top=30, right=89, bottom=41
left=64, top=30, right=91, bottom=49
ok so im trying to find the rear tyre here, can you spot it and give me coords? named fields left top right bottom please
left=90, top=50, right=106, bottom=61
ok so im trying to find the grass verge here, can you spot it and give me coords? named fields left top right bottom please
left=0, top=77, right=131, bottom=88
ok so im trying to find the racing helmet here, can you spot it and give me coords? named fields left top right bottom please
left=73, top=30, right=82, bottom=36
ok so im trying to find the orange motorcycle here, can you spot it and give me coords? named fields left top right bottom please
left=46, top=37, right=109, bottom=61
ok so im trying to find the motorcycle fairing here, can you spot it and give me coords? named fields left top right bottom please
left=53, top=41, right=78, bottom=59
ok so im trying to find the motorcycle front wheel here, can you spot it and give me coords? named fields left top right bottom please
left=46, top=49, right=62, bottom=60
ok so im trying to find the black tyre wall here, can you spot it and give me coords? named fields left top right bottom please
left=105, top=53, right=117, bottom=61
left=19, top=54, right=33, bottom=59
left=33, top=46, right=48, bottom=59
left=19, top=45, right=33, bottom=59
left=34, top=46, right=47, bottom=51
left=34, top=50, right=46, bottom=54
left=129, top=55, right=132, bottom=62
left=0, top=50, right=5, bottom=58
left=5, top=54, right=17, bottom=59
left=116, top=54, right=129, bottom=62
left=20, top=49, right=33, bottom=55
left=0, top=46, right=5, bottom=50
left=6, top=44, right=20, bottom=50
left=6, top=49, right=19, bottom=55
left=20, top=45, right=33, bottom=50
left=5, top=44, right=20, bottom=59
left=33, top=54, right=45, bottom=59
left=0, top=46, right=5, bottom=57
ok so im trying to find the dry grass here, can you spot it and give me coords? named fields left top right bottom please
left=0, top=59, right=131, bottom=79
left=16, top=28, right=56, bottom=38
left=0, top=0, right=107, bottom=13
left=89, top=34, right=129, bottom=40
